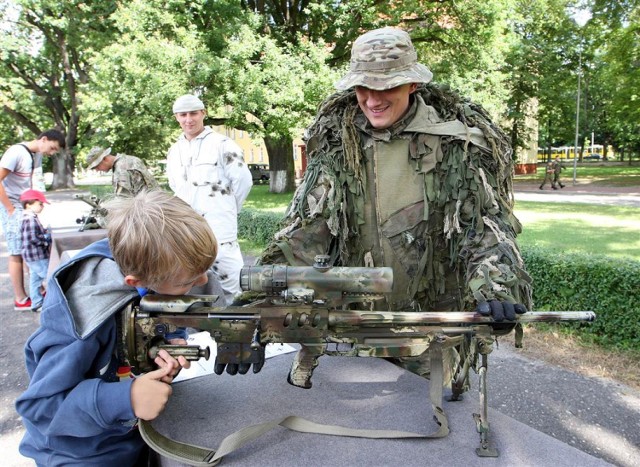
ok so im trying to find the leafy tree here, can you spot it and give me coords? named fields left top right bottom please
left=205, top=20, right=339, bottom=192
left=8, top=0, right=518, bottom=193
left=591, top=0, right=640, bottom=159
left=81, top=0, right=212, bottom=163
left=500, top=0, right=580, bottom=154
left=218, top=0, right=516, bottom=191
left=0, top=0, right=118, bottom=188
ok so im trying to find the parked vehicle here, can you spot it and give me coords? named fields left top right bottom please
left=249, top=164, right=270, bottom=182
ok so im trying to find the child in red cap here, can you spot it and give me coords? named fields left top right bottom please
left=20, top=189, right=51, bottom=312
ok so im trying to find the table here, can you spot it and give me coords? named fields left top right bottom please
left=47, top=228, right=107, bottom=277
left=152, top=352, right=607, bottom=466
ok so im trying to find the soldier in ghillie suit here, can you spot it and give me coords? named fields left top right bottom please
left=259, top=27, right=532, bottom=389
left=86, top=146, right=160, bottom=197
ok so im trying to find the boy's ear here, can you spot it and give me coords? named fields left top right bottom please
left=124, top=275, right=144, bottom=288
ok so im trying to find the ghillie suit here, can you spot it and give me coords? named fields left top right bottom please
left=260, top=84, right=532, bottom=387
left=261, top=84, right=531, bottom=312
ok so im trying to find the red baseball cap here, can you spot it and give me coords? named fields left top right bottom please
left=19, top=189, right=50, bottom=204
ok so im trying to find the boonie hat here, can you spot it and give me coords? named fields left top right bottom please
left=86, top=147, right=112, bottom=170
left=20, top=189, right=49, bottom=204
left=173, top=94, right=205, bottom=113
left=335, top=27, right=433, bottom=91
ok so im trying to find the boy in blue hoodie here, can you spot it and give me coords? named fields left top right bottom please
left=15, top=190, right=221, bottom=466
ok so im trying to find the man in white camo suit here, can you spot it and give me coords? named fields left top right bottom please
left=166, top=94, right=253, bottom=304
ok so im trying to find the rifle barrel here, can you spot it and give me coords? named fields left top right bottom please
left=328, top=311, right=595, bottom=326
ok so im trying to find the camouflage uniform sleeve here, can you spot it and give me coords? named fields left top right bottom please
left=449, top=148, right=532, bottom=310
left=113, top=167, right=133, bottom=197
left=258, top=173, right=334, bottom=266
left=461, top=210, right=531, bottom=308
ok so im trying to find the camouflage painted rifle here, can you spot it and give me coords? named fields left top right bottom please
left=74, top=194, right=107, bottom=231
left=124, top=259, right=595, bottom=457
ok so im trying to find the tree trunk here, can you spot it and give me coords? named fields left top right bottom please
left=263, top=134, right=295, bottom=193
left=50, top=150, right=75, bottom=190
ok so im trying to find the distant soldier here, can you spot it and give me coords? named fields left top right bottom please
left=553, top=156, right=565, bottom=189
left=539, top=160, right=557, bottom=190
left=86, top=147, right=159, bottom=196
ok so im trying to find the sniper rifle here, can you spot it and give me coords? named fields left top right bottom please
left=123, top=258, right=595, bottom=461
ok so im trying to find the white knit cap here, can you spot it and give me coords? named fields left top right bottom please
left=172, top=94, right=205, bottom=113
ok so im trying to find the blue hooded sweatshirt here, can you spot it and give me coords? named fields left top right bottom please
left=15, top=238, right=143, bottom=466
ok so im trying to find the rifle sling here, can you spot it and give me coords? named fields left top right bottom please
left=139, top=341, right=450, bottom=466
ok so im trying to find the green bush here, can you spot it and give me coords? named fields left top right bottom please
left=237, top=210, right=640, bottom=351
left=238, top=208, right=283, bottom=245
left=522, top=246, right=640, bottom=351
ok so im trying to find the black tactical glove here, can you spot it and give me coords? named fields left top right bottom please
left=214, top=342, right=265, bottom=375
left=475, top=300, right=527, bottom=322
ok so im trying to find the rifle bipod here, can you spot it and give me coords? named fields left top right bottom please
left=473, top=349, right=498, bottom=457
left=446, top=333, right=499, bottom=457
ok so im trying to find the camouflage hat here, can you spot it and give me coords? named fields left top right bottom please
left=335, top=27, right=433, bottom=91
left=86, top=146, right=112, bottom=169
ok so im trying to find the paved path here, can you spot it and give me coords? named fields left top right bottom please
left=513, top=183, right=640, bottom=207
left=1, top=187, right=639, bottom=466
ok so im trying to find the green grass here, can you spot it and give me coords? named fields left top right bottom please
left=242, top=185, right=640, bottom=262
left=514, top=201, right=640, bottom=261
left=243, top=184, right=291, bottom=213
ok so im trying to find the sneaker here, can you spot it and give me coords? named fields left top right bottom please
left=14, top=297, right=32, bottom=311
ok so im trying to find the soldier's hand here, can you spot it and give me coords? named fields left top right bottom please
left=214, top=342, right=265, bottom=375
left=476, top=300, right=527, bottom=322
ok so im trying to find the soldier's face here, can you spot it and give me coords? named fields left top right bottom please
left=95, top=158, right=112, bottom=172
left=355, top=83, right=417, bottom=129
left=175, top=110, right=206, bottom=141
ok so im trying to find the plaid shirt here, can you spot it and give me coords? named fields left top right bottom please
left=21, top=211, right=50, bottom=262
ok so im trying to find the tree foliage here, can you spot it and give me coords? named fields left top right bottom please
left=594, top=1, right=640, bottom=158
left=0, top=0, right=118, bottom=188
left=81, top=0, right=212, bottom=162
left=206, top=20, right=339, bottom=192
left=2, top=0, right=639, bottom=193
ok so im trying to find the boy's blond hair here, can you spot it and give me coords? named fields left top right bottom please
left=104, top=190, right=217, bottom=287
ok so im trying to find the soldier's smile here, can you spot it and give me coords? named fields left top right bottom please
left=355, top=83, right=417, bottom=129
